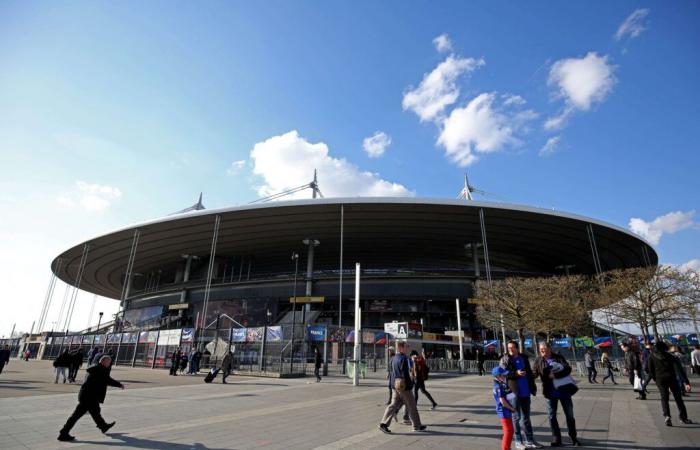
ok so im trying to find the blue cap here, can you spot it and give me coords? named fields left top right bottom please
left=492, top=366, right=509, bottom=377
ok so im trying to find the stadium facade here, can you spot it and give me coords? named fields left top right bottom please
left=50, top=198, right=657, bottom=339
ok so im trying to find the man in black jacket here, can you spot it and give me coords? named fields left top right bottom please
left=533, top=342, right=580, bottom=447
left=68, top=348, right=84, bottom=383
left=500, top=341, right=542, bottom=449
left=53, top=350, right=72, bottom=383
left=58, top=355, right=124, bottom=442
left=0, top=345, right=11, bottom=374
left=621, top=342, right=645, bottom=399
left=648, top=341, right=693, bottom=427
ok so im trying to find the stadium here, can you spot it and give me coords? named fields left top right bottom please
left=50, top=196, right=657, bottom=342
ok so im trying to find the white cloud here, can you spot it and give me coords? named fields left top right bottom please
left=437, top=93, right=537, bottom=167
left=433, top=33, right=453, bottom=53
left=502, top=94, right=526, bottom=107
left=539, top=135, right=562, bottom=156
left=362, top=132, right=392, bottom=158
left=615, top=9, right=650, bottom=41
left=629, top=210, right=697, bottom=245
left=227, top=159, right=246, bottom=175
left=250, top=131, right=413, bottom=198
left=548, top=52, right=616, bottom=111
left=56, top=181, right=122, bottom=212
left=402, top=55, right=485, bottom=122
left=680, top=259, right=700, bottom=273
left=543, top=107, right=575, bottom=131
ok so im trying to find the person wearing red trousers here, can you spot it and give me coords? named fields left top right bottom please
left=493, top=366, right=516, bottom=450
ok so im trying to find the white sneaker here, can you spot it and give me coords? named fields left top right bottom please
left=515, top=443, right=527, bottom=450
left=526, top=442, right=544, bottom=449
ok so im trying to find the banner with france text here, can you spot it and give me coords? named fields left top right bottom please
left=307, top=325, right=327, bottom=342
left=552, top=337, right=571, bottom=349
left=687, top=334, right=698, bottom=345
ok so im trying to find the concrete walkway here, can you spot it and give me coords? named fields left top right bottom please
left=0, top=360, right=698, bottom=449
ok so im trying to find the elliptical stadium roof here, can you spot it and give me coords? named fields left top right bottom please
left=51, top=198, right=657, bottom=300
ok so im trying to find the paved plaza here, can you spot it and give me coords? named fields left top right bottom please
left=0, top=360, right=698, bottom=449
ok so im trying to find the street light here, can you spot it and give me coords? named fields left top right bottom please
left=96, top=312, right=104, bottom=332
left=290, top=252, right=299, bottom=373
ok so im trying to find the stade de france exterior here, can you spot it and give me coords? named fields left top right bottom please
left=51, top=198, right=657, bottom=339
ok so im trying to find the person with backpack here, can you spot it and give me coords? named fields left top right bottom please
left=411, top=350, right=437, bottom=410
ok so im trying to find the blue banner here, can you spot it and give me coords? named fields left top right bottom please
left=307, top=325, right=327, bottom=342
left=181, top=328, right=194, bottom=343
left=552, top=338, right=571, bottom=349
left=482, top=340, right=500, bottom=350
left=231, top=328, right=247, bottom=342
left=524, top=338, right=533, bottom=348
left=266, top=326, right=282, bottom=342
left=687, top=334, right=698, bottom=345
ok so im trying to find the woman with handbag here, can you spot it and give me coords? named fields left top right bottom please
left=601, top=352, right=617, bottom=385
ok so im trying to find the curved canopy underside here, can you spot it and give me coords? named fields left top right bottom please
left=51, top=198, right=657, bottom=300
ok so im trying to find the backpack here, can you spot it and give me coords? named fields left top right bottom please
left=419, top=359, right=430, bottom=381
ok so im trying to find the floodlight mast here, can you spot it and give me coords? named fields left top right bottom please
left=250, top=169, right=324, bottom=203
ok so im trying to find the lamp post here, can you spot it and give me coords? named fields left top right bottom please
left=290, top=252, right=299, bottom=373
left=96, top=312, right=104, bottom=333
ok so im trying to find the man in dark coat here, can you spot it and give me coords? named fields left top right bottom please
left=621, top=342, right=645, bottom=399
left=476, top=348, right=485, bottom=376
left=53, top=350, right=72, bottom=383
left=533, top=342, right=580, bottom=447
left=219, top=350, right=233, bottom=383
left=314, top=347, right=322, bottom=382
left=648, top=341, right=693, bottom=427
left=500, top=341, right=542, bottom=449
left=58, top=355, right=124, bottom=441
left=68, top=349, right=84, bottom=383
left=169, top=348, right=181, bottom=376
left=0, top=345, right=10, bottom=374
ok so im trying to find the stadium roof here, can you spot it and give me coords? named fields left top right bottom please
left=51, top=198, right=657, bottom=299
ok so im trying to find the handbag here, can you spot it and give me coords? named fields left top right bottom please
left=633, top=374, right=643, bottom=391
left=553, top=374, right=579, bottom=397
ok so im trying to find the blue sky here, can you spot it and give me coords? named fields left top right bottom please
left=1, top=2, right=698, bottom=336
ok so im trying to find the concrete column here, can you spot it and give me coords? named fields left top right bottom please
left=305, top=242, right=315, bottom=296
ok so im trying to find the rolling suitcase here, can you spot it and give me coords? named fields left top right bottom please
left=204, top=367, right=220, bottom=383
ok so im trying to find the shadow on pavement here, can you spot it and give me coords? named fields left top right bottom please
left=80, top=433, right=233, bottom=450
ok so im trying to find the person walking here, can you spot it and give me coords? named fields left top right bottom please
left=179, top=352, right=188, bottom=375
left=219, top=350, right=233, bottom=384
left=533, top=342, right=580, bottom=447
left=53, top=350, right=72, bottom=383
left=601, top=352, right=617, bottom=385
left=169, top=348, right=181, bottom=376
left=584, top=348, right=598, bottom=384
left=641, top=342, right=653, bottom=393
left=648, top=341, right=693, bottom=427
left=492, top=366, right=517, bottom=450
left=691, top=345, right=700, bottom=376
left=669, top=345, right=689, bottom=396
left=500, top=340, right=542, bottom=449
left=411, top=350, right=437, bottom=410
left=313, top=347, right=322, bottom=382
left=621, top=342, right=645, bottom=400
left=57, top=355, right=124, bottom=442
left=69, top=348, right=84, bottom=383
left=378, top=341, right=426, bottom=434
left=87, top=346, right=98, bottom=366
left=0, top=345, right=10, bottom=375
left=476, top=348, right=485, bottom=376
left=386, top=347, right=395, bottom=405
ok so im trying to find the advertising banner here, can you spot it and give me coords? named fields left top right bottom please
left=328, top=328, right=346, bottom=343
left=671, top=334, right=688, bottom=345
left=231, top=328, right=247, bottom=342
left=107, top=333, right=121, bottom=344
left=138, top=331, right=158, bottom=344
left=573, top=337, right=594, bottom=348
left=552, top=337, right=571, bottom=349
left=374, top=332, right=387, bottom=345
left=594, top=336, right=613, bottom=348
left=121, top=332, right=137, bottom=344
left=483, top=340, right=500, bottom=350
left=246, top=327, right=264, bottom=342
left=307, top=325, right=327, bottom=342
left=362, top=330, right=375, bottom=344
left=687, top=334, right=698, bottom=345
left=180, top=328, right=194, bottom=343
left=524, top=338, right=534, bottom=348
left=266, top=326, right=282, bottom=342
left=345, top=330, right=356, bottom=343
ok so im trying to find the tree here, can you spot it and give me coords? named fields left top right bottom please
left=677, top=268, right=700, bottom=337
left=603, top=266, right=687, bottom=342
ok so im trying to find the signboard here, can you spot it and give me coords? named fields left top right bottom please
left=307, top=325, right=327, bottom=342
left=289, top=296, right=325, bottom=304
left=266, top=326, right=282, bottom=342
left=168, top=303, right=189, bottom=310
left=552, top=337, right=571, bottom=349
left=687, top=334, right=698, bottom=345
left=574, top=337, right=594, bottom=348
left=384, top=322, right=408, bottom=339
left=180, top=328, right=194, bottom=343
left=231, top=328, right=247, bottom=342
left=157, top=329, right=181, bottom=346
left=368, top=300, right=391, bottom=312
left=594, top=336, right=612, bottom=348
